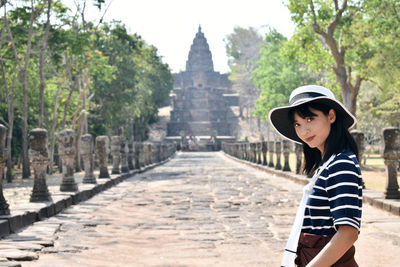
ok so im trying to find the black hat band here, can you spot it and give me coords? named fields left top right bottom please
left=289, top=92, right=326, bottom=105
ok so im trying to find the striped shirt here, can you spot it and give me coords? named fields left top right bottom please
left=302, top=151, right=363, bottom=236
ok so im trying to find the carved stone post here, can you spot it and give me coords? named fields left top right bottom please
left=80, top=134, right=96, bottom=184
left=137, top=142, right=144, bottom=168
left=256, top=142, right=262, bottom=164
left=154, top=142, right=161, bottom=163
left=148, top=143, right=153, bottom=165
left=253, top=143, right=258, bottom=163
left=249, top=143, right=255, bottom=163
left=127, top=141, right=135, bottom=170
left=96, top=136, right=110, bottom=179
left=58, top=129, right=78, bottom=192
left=29, top=128, right=52, bottom=202
left=111, top=136, right=121, bottom=174
left=351, top=130, right=365, bottom=166
left=262, top=141, right=268, bottom=165
left=0, top=124, right=10, bottom=214
left=282, top=140, right=292, bottom=172
left=275, top=141, right=282, bottom=170
left=120, top=140, right=129, bottom=173
left=295, top=143, right=303, bottom=174
left=134, top=142, right=141, bottom=169
left=268, top=141, right=275, bottom=167
left=243, top=143, right=247, bottom=161
left=382, top=127, right=400, bottom=199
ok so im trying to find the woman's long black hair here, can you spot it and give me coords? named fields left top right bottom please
left=288, top=102, right=359, bottom=176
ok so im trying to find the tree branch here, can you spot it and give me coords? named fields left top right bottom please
left=327, top=0, right=347, bottom=37
left=310, top=0, right=324, bottom=34
left=3, top=5, right=23, bottom=70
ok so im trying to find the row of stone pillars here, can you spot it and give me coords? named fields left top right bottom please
left=222, top=128, right=400, bottom=200
left=222, top=140, right=300, bottom=173
left=0, top=125, right=177, bottom=215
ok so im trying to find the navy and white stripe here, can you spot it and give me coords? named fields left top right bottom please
left=302, top=151, right=363, bottom=236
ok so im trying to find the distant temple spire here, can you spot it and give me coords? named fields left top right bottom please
left=186, top=26, right=214, bottom=72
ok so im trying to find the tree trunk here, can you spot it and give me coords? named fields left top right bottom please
left=38, top=0, right=52, bottom=128
left=21, top=71, right=30, bottom=178
left=48, top=84, right=62, bottom=175
left=4, top=0, right=40, bottom=179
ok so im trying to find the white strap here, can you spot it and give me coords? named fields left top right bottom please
left=281, top=155, right=335, bottom=267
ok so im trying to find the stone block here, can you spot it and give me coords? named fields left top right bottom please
left=0, top=219, right=10, bottom=238
left=0, top=213, right=22, bottom=233
left=20, top=210, right=37, bottom=227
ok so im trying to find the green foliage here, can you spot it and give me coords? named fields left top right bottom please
left=1, top=0, right=173, bottom=167
left=225, top=26, right=264, bottom=118
left=252, top=28, right=316, bottom=120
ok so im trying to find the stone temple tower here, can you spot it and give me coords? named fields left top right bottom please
left=166, top=26, right=238, bottom=150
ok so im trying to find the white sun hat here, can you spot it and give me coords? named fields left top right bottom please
left=269, top=85, right=357, bottom=144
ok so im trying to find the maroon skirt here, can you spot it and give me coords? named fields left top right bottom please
left=295, top=232, right=358, bottom=267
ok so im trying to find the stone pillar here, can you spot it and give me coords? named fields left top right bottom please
left=120, top=140, right=129, bottom=173
left=351, top=130, right=365, bottom=166
left=256, top=142, right=262, bottom=164
left=154, top=142, right=161, bottom=163
left=382, top=127, right=400, bottom=199
left=295, top=143, right=303, bottom=174
left=127, top=141, right=135, bottom=170
left=275, top=141, right=282, bottom=170
left=111, top=136, right=121, bottom=174
left=29, top=128, right=52, bottom=202
left=238, top=143, right=244, bottom=159
left=253, top=143, right=258, bottom=163
left=96, top=136, right=110, bottom=179
left=282, top=140, right=292, bottom=172
left=261, top=141, right=268, bottom=165
left=0, top=124, right=10, bottom=214
left=58, top=129, right=78, bottom=192
left=80, top=134, right=96, bottom=184
left=148, top=143, right=153, bottom=165
left=134, top=142, right=141, bottom=169
left=137, top=142, right=144, bottom=168
left=268, top=141, right=274, bottom=167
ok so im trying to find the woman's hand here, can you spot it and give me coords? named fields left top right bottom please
left=306, top=225, right=358, bottom=267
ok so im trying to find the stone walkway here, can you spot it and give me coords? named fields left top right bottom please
left=0, top=152, right=400, bottom=266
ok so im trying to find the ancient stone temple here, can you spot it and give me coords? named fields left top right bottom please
left=166, top=26, right=238, bottom=150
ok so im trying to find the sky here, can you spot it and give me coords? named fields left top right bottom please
left=84, top=0, right=295, bottom=74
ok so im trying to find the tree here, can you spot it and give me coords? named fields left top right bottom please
left=3, top=0, right=47, bottom=178
left=225, top=26, right=264, bottom=118
left=287, top=0, right=372, bottom=115
left=252, top=28, right=316, bottom=121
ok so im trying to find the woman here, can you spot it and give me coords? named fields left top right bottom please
left=269, top=85, right=362, bottom=267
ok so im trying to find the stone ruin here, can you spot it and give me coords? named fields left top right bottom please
left=166, top=26, right=239, bottom=151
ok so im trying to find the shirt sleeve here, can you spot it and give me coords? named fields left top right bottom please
left=324, top=154, right=363, bottom=231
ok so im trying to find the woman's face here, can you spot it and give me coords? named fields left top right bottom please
left=293, top=107, right=336, bottom=154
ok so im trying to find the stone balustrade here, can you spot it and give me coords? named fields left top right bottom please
left=0, top=124, right=177, bottom=213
